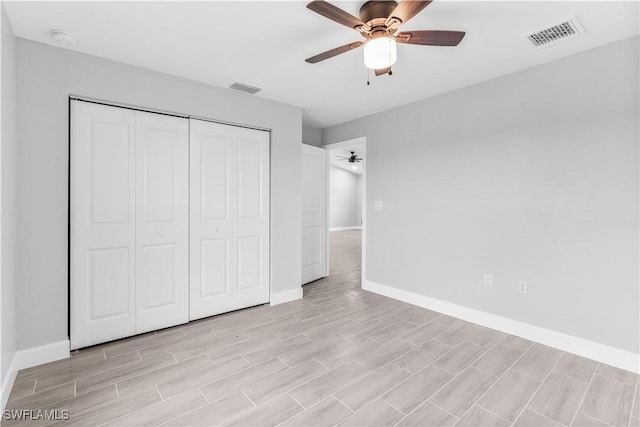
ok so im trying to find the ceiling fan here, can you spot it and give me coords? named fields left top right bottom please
left=305, top=0, right=465, bottom=76
left=336, top=152, right=363, bottom=163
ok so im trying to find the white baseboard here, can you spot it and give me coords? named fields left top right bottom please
left=1, top=340, right=70, bottom=410
left=1, top=360, right=18, bottom=411
left=270, top=287, right=303, bottom=306
left=12, top=340, right=70, bottom=372
left=329, top=226, right=362, bottom=231
left=363, top=279, right=640, bottom=374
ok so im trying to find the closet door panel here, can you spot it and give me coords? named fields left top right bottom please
left=237, top=236, right=261, bottom=290
left=135, top=111, right=189, bottom=333
left=71, top=101, right=136, bottom=350
left=190, top=120, right=269, bottom=320
left=190, top=120, right=236, bottom=320
left=200, top=135, right=230, bottom=220
left=88, top=248, right=131, bottom=319
left=235, top=127, right=270, bottom=306
left=200, top=239, right=229, bottom=297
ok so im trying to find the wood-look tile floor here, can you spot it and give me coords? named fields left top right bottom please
left=6, top=231, right=639, bottom=426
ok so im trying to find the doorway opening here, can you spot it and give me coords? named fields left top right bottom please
left=325, top=137, right=366, bottom=290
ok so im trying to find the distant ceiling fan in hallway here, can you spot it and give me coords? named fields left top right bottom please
left=305, top=0, right=466, bottom=77
left=336, top=152, right=363, bottom=163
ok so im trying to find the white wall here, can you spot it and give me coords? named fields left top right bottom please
left=329, top=165, right=361, bottom=229
left=1, top=3, right=17, bottom=408
left=323, top=36, right=639, bottom=355
left=16, top=39, right=302, bottom=352
left=302, top=125, right=322, bottom=147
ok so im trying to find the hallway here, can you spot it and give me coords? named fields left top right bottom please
left=303, top=230, right=362, bottom=300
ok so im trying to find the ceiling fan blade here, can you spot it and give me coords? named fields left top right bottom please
left=375, top=67, right=391, bottom=76
left=305, top=41, right=364, bottom=63
left=386, top=1, right=432, bottom=29
left=307, top=1, right=366, bottom=30
left=396, top=30, right=465, bottom=46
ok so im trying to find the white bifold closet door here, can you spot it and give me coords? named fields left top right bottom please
left=70, top=101, right=189, bottom=349
left=189, top=119, right=270, bottom=320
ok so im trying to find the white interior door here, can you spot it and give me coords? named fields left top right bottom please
left=189, top=119, right=270, bottom=320
left=135, top=111, right=189, bottom=333
left=71, top=101, right=136, bottom=349
left=301, top=144, right=327, bottom=284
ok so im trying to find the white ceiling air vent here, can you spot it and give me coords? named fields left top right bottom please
left=521, top=15, right=583, bottom=48
left=229, top=82, right=262, bottom=95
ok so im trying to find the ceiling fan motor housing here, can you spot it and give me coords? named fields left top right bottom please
left=359, top=1, right=399, bottom=27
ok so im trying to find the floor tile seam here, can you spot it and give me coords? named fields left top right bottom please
left=459, top=336, right=540, bottom=423
left=577, top=410, right=616, bottom=427
left=159, top=354, right=256, bottom=399
left=430, top=338, right=494, bottom=377
left=241, top=389, right=258, bottom=407
left=33, top=363, right=140, bottom=395
left=285, top=392, right=306, bottom=411
left=69, top=386, right=161, bottom=426
left=422, top=398, right=461, bottom=421
left=630, top=382, right=640, bottom=427
left=325, top=366, right=410, bottom=414
left=156, top=389, right=223, bottom=426
left=378, top=368, right=437, bottom=415
left=379, top=395, right=410, bottom=416
left=111, top=353, right=212, bottom=394
left=501, top=339, right=534, bottom=353
left=593, top=368, right=640, bottom=388
left=552, top=365, right=596, bottom=384
left=465, top=332, right=502, bottom=351
left=526, top=406, right=571, bottom=426
left=275, top=393, right=338, bottom=427
left=445, top=365, right=506, bottom=423
left=330, top=393, right=361, bottom=415
left=511, top=350, right=565, bottom=425
left=471, top=404, right=513, bottom=425
left=242, top=360, right=330, bottom=405
left=7, top=380, right=79, bottom=411
left=200, top=392, right=258, bottom=427
left=287, top=362, right=371, bottom=404
left=418, top=363, right=476, bottom=414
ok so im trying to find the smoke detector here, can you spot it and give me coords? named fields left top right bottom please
left=521, top=16, right=583, bottom=48
left=50, top=30, right=76, bottom=45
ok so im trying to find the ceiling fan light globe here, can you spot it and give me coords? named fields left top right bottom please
left=363, top=37, right=397, bottom=69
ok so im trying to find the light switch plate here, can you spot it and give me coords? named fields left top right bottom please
left=374, top=201, right=384, bottom=211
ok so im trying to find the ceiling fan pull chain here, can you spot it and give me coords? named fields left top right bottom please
left=366, top=68, right=371, bottom=86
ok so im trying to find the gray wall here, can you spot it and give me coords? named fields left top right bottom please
left=323, top=36, right=639, bottom=353
left=329, top=165, right=361, bottom=228
left=302, top=125, right=322, bottom=147
left=16, top=39, right=302, bottom=351
left=1, top=3, right=17, bottom=392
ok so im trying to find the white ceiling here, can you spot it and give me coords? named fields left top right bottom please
left=4, top=1, right=638, bottom=128
left=330, top=144, right=364, bottom=174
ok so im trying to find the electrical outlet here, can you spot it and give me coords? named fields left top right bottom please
left=519, top=281, right=528, bottom=295
left=483, top=274, right=492, bottom=287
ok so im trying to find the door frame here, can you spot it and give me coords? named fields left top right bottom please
left=323, top=137, right=367, bottom=286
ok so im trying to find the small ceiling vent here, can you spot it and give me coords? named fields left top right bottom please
left=229, top=82, right=262, bottom=95
left=521, top=16, right=583, bottom=47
